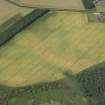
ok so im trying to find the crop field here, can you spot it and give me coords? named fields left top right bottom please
left=0, top=72, right=89, bottom=105
left=11, top=0, right=85, bottom=10
left=0, top=11, right=105, bottom=87
left=0, top=0, right=33, bottom=25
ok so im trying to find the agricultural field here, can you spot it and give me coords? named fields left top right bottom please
left=0, top=73, right=89, bottom=105
left=0, top=0, right=33, bottom=45
left=0, top=11, right=105, bottom=87
left=10, top=0, right=85, bottom=10
left=0, top=0, right=33, bottom=25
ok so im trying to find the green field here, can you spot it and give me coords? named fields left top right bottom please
left=0, top=11, right=105, bottom=87
left=0, top=72, right=89, bottom=105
